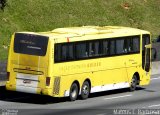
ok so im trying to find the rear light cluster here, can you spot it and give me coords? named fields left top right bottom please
left=7, top=72, right=10, bottom=80
left=46, top=77, right=50, bottom=86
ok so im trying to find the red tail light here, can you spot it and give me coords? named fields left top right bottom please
left=46, top=77, right=50, bottom=86
left=7, top=72, right=10, bottom=80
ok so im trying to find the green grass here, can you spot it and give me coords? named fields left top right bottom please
left=0, top=0, right=160, bottom=60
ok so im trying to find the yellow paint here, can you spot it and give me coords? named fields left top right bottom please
left=6, top=26, right=151, bottom=97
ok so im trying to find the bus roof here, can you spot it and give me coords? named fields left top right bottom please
left=17, top=26, right=150, bottom=43
left=51, top=26, right=145, bottom=35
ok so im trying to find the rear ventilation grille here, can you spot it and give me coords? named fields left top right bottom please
left=53, top=77, right=61, bottom=95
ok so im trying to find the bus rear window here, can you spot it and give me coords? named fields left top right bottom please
left=14, top=33, right=49, bottom=56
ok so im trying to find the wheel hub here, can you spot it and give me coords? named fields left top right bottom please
left=83, top=85, right=88, bottom=95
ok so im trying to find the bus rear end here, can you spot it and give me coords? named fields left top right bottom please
left=6, top=33, right=51, bottom=95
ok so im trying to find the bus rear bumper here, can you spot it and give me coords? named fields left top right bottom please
left=16, top=85, right=40, bottom=94
left=6, top=82, right=55, bottom=97
left=6, top=82, right=41, bottom=94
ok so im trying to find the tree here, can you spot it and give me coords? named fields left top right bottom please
left=0, top=0, right=7, bottom=11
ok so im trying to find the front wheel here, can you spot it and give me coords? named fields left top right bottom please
left=81, top=81, right=90, bottom=100
left=130, top=75, right=138, bottom=91
left=69, top=83, right=79, bottom=101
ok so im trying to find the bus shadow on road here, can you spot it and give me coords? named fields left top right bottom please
left=0, top=86, right=145, bottom=105
left=0, top=86, right=68, bottom=104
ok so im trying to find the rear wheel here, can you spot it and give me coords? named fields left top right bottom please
left=69, top=83, right=79, bottom=101
left=130, top=75, right=138, bottom=91
left=81, top=81, right=90, bottom=100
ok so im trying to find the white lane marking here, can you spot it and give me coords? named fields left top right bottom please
left=97, top=113, right=106, bottom=115
left=142, top=104, right=160, bottom=108
left=148, top=104, right=160, bottom=108
left=104, top=94, right=132, bottom=100
left=151, top=77, right=160, bottom=80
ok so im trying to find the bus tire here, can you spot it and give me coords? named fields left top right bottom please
left=69, top=83, right=79, bottom=101
left=81, top=81, right=90, bottom=100
left=130, top=75, right=137, bottom=91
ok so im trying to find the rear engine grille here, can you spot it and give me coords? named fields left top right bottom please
left=53, top=77, right=61, bottom=95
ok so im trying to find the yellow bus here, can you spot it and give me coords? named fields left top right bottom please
left=6, top=26, right=151, bottom=101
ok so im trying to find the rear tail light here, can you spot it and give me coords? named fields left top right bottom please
left=46, top=77, right=50, bottom=86
left=7, top=72, right=10, bottom=80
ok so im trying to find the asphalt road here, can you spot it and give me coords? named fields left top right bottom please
left=0, top=74, right=160, bottom=115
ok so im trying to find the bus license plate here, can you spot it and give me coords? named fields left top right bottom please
left=23, top=79, right=31, bottom=84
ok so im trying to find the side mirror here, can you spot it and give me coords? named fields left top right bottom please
left=151, top=48, right=157, bottom=61
left=145, top=44, right=151, bottom=48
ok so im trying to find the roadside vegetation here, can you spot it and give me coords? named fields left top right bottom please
left=0, top=0, right=160, bottom=60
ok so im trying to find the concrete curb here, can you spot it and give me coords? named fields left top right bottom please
left=0, top=81, right=6, bottom=86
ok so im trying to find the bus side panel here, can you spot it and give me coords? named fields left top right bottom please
left=125, top=54, right=147, bottom=86
left=52, top=56, right=130, bottom=97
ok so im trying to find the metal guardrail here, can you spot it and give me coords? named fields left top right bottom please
left=0, top=61, right=7, bottom=81
left=152, top=42, right=160, bottom=61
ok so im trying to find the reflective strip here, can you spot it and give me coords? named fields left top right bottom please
left=91, top=82, right=129, bottom=93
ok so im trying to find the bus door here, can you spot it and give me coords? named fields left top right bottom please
left=142, top=34, right=151, bottom=73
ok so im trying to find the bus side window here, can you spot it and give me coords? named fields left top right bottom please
left=89, top=41, right=99, bottom=57
left=109, top=40, right=116, bottom=55
left=116, top=39, right=125, bottom=54
left=132, top=37, right=140, bottom=52
left=54, top=44, right=61, bottom=62
left=55, top=43, right=74, bottom=62
left=61, top=45, right=67, bottom=61
left=125, top=36, right=140, bottom=54
left=67, top=44, right=74, bottom=60
left=124, top=38, right=131, bottom=53
left=76, top=42, right=88, bottom=59
left=102, top=40, right=109, bottom=56
left=89, top=42, right=94, bottom=56
left=94, top=41, right=99, bottom=56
